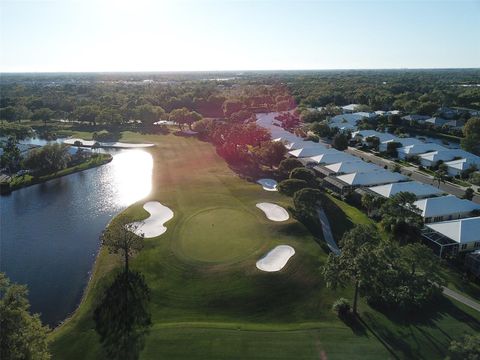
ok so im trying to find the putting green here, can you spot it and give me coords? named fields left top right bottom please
left=176, top=207, right=264, bottom=263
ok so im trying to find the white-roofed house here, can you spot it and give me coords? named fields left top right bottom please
left=397, top=143, right=448, bottom=160
left=306, top=152, right=358, bottom=166
left=341, top=104, right=361, bottom=113
left=369, top=181, right=444, bottom=199
left=422, top=217, right=480, bottom=257
left=444, top=157, right=480, bottom=176
left=323, top=169, right=407, bottom=195
left=379, top=137, right=424, bottom=153
left=317, top=160, right=382, bottom=177
left=424, top=117, right=449, bottom=127
left=413, top=195, right=480, bottom=223
left=352, top=112, right=377, bottom=119
left=401, top=114, right=430, bottom=124
left=351, top=130, right=398, bottom=146
left=283, top=140, right=323, bottom=151
left=418, top=149, right=473, bottom=168
left=288, top=145, right=330, bottom=158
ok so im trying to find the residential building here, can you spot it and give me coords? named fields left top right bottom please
left=422, top=217, right=480, bottom=257
left=401, top=114, right=430, bottom=124
left=323, top=169, right=407, bottom=194
left=414, top=195, right=480, bottom=223
left=465, top=250, right=480, bottom=278
left=288, top=145, right=330, bottom=158
left=369, top=181, right=444, bottom=199
left=341, top=104, right=361, bottom=113
left=444, top=157, right=480, bottom=176
left=397, top=143, right=448, bottom=160
left=425, top=117, right=450, bottom=127
left=318, top=160, right=381, bottom=177
left=418, top=149, right=472, bottom=167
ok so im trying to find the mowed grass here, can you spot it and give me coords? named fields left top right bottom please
left=49, top=132, right=480, bottom=360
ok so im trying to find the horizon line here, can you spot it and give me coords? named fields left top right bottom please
left=1, top=67, right=480, bottom=74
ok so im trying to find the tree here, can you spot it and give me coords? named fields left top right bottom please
left=461, top=117, right=480, bottom=155
left=289, top=167, right=317, bottom=186
left=72, top=105, right=101, bottom=126
left=447, top=334, right=480, bottom=360
left=464, top=187, right=475, bottom=200
left=31, top=108, right=54, bottom=126
left=0, top=136, right=22, bottom=174
left=101, top=219, right=144, bottom=274
left=323, top=225, right=381, bottom=314
left=278, top=158, right=303, bottom=178
left=434, top=166, right=448, bottom=188
left=379, top=192, right=423, bottom=244
left=332, top=133, right=349, bottom=150
left=310, top=121, right=331, bottom=138
left=0, top=273, right=51, bottom=360
left=365, top=136, right=380, bottom=151
left=134, top=104, right=166, bottom=127
left=293, top=187, right=324, bottom=220
left=361, top=193, right=385, bottom=217
left=169, top=108, right=202, bottom=131
left=222, top=100, right=244, bottom=117
left=252, top=141, right=287, bottom=168
left=277, top=178, right=309, bottom=196
left=24, top=143, right=71, bottom=174
left=191, top=118, right=217, bottom=138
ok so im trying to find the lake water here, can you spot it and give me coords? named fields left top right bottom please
left=0, top=149, right=153, bottom=326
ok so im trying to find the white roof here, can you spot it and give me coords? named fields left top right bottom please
left=369, top=181, right=444, bottom=199
left=426, top=217, right=480, bottom=244
left=307, top=152, right=357, bottom=165
left=414, top=195, right=480, bottom=218
left=397, top=143, right=448, bottom=156
left=283, top=140, right=322, bottom=150
left=342, top=104, right=361, bottom=111
left=330, top=114, right=365, bottom=125
left=352, top=130, right=397, bottom=143
left=418, top=149, right=473, bottom=163
left=425, top=117, right=449, bottom=126
left=288, top=145, right=329, bottom=158
left=336, top=169, right=407, bottom=186
left=325, top=160, right=382, bottom=174
left=352, top=112, right=377, bottom=118
left=445, top=157, right=480, bottom=171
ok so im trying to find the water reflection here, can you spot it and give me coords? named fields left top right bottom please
left=0, top=149, right=153, bottom=326
left=109, top=150, right=153, bottom=207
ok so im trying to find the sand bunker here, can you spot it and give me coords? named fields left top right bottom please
left=257, top=178, right=278, bottom=191
left=256, top=203, right=289, bottom=222
left=129, top=201, right=174, bottom=238
left=256, top=245, right=295, bottom=272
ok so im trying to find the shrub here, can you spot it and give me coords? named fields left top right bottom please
left=289, top=167, right=317, bottom=186
left=278, top=158, right=303, bottom=178
left=332, top=298, right=351, bottom=319
left=277, top=178, right=308, bottom=196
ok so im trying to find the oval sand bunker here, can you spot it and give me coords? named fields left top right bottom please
left=129, top=201, right=174, bottom=238
left=257, top=178, right=278, bottom=191
left=256, top=245, right=295, bottom=272
left=256, top=203, right=289, bottom=222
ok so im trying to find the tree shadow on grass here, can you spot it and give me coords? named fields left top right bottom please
left=94, top=270, right=152, bottom=360
left=359, top=296, right=480, bottom=360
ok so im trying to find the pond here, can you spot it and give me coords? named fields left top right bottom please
left=0, top=149, right=153, bottom=326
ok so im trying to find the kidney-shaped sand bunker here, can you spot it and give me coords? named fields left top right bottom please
left=256, top=245, right=295, bottom=272
left=128, top=201, right=174, bottom=238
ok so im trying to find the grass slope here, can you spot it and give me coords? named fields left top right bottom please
left=49, top=132, right=480, bottom=360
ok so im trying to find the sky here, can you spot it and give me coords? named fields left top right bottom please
left=1, top=0, right=479, bottom=72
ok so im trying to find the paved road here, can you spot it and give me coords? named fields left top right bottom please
left=316, top=208, right=341, bottom=255
left=442, top=286, right=480, bottom=312
left=346, top=147, right=480, bottom=204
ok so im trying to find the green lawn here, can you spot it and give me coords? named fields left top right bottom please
left=49, top=132, right=480, bottom=360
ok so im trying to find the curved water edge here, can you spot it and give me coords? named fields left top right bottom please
left=0, top=149, right=153, bottom=326
left=64, top=138, right=155, bottom=149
